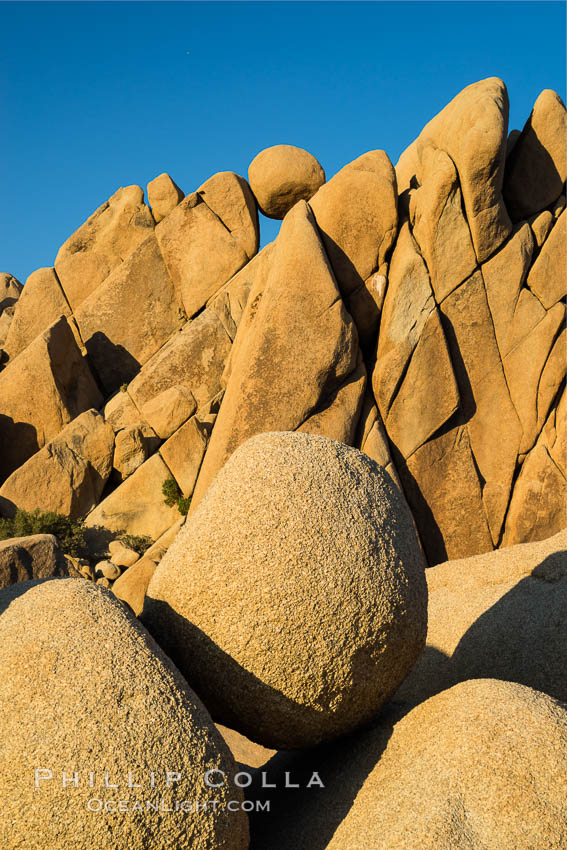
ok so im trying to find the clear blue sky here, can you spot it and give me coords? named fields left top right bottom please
left=1, top=1, right=565, bottom=284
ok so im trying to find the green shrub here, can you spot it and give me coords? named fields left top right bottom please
left=119, top=533, right=152, bottom=555
left=162, top=476, right=182, bottom=507
left=0, top=509, right=86, bottom=557
left=162, top=477, right=191, bottom=516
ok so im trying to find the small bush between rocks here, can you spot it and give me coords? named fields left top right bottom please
left=162, top=477, right=191, bottom=516
left=0, top=509, right=86, bottom=557
left=119, top=534, right=152, bottom=555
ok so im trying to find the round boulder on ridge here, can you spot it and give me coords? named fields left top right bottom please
left=0, top=579, right=249, bottom=850
left=143, top=431, right=428, bottom=750
left=248, top=144, right=325, bottom=219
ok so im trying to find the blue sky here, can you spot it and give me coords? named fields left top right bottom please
left=1, top=1, right=565, bottom=283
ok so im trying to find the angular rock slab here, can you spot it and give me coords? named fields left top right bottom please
left=503, top=397, right=566, bottom=547
left=439, top=270, right=522, bottom=545
left=409, top=146, right=477, bottom=302
left=85, top=453, right=180, bottom=549
left=74, top=234, right=184, bottom=395
left=397, top=77, right=511, bottom=262
left=54, top=185, right=155, bottom=311
left=398, top=423, right=493, bottom=566
left=155, top=172, right=258, bottom=318
left=504, top=88, right=567, bottom=219
left=144, top=432, right=427, bottom=750
left=0, top=317, right=102, bottom=482
left=0, top=579, right=248, bottom=849
left=0, top=273, right=22, bottom=314
left=191, top=201, right=360, bottom=509
left=128, top=307, right=232, bottom=414
left=527, top=209, right=566, bottom=309
left=309, top=150, right=398, bottom=298
left=3, top=267, right=71, bottom=361
left=0, top=410, right=114, bottom=519
left=147, top=172, right=184, bottom=222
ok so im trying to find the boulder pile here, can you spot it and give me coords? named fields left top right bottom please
left=0, top=76, right=565, bottom=848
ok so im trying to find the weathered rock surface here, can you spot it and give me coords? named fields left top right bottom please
left=95, top=559, right=121, bottom=581
left=248, top=144, right=325, bottom=219
left=409, top=146, right=477, bottom=301
left=74, top=234, right=184, bottom=394
left=0, top=579, right=249, bottom=849
left=197, top=170, right=259, bottom=260
left=330, top=680, right=567, bottom=849
left=3, top=267, right=71, bottom=361
left=0, top=410, right=114, bottom=519
left=504, top=89, right=567, bottom=220
left=143, top=517, right=185, bottom=563
left=140, top=384, right=196, bottom=440
left=216, top=724, right=276, bottom=770
left=395, top=530, right=567, bottom=708
left=147, top=172, right=184, bottom=222
left=54, top=185, right=155, bottom=310
left=144, top=432, right=427, bottom=749
left=309, top=150, right=398, bottom=298
left=102, top=388, right=142, bottom=433
left=112, top=422, right=159, bottom=481
left=0, top=535, right=69, bottom=588
left=526, top=209, right=566, bottom=308
left=108, top=539, right=139, bottom=568
left=155, top=172, right=258, bottom=318
left=85, top=453, right=180, bottom=548
left=112, top=555, right=157, bottom=616
left=159, top=415, right=208, bottom=496
left=0, top=317, right=102, bottom=482
left=502, top=394, right=566, bottom=547
left=397, top=77, right=511, bottom=262
left=0, top=273, right=22, bottom=312
left=128, top=308, right=232, bottom=415
left=0, top=273, right=22, bottom=345
left=191, top=201, right=360, bottom=508
left=250, top=680, right=567, bottom=850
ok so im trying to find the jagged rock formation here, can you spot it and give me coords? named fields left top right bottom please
left=0, top=76, right=564, bottom=571
left=0, top=75, right=565, bottom=850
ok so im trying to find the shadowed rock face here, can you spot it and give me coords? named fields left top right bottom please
left=245, top=680, right=567, bottom=850
left=394, top=529, right=567, bottom=707
left=0, top=535, right=70, bottom=588
left=0, top=317, right=102, bottom=483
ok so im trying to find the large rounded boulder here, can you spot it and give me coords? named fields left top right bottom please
left=143, top=431, right=427, bottom=749
left=248, top=144, right=325, bottom=219
left=0, top=579, right=249, bottom=850
left=326, top=679, right=567, bottom=849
